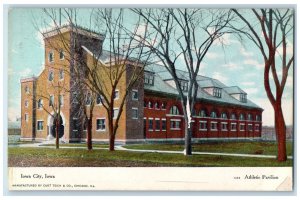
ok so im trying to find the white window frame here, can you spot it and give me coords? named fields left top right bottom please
left=48, top=51, right=54, bottom=63
left=199, top=120, right=208, bottom=131
left=161, top=118, right=166, bottom=131
left=255, top=124, right=260, bottom=132
left=132, top=107, right=138, bottom=119
left=210, top=121, right=218, bottom=131
left=113, top=108, right=119, bottom=119
left=170, top=119, right=181, bottom=130
left=240, top=123, right=245, bottom=131
left=37, top=120, right=44, bottom=131
left=148, top=118, right=153, bottom=131
left=221, top=122, right=228, bottom=131
left=132, top=89, right=138, bottom=101
left=155, top=118, right=160, bottom=131
left=24, top=100, right=29, bottom=108
left=73, top=118, right=78, bottom=131
left=24, top=113, right=29, bottom=122
left=96, top=118, right=106, bottom=132
left=114, top=90, right=119, bottom=100
left=248, top=124, right=253, bottom=132
left=230, top=122, right=237, bottom=131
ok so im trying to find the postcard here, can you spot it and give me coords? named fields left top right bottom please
left=6, top=6, right=294, bottom=192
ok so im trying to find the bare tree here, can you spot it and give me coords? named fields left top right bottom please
left=131, top=8, right=234, bottom=155
left=231, top=9, right=294, bottom=162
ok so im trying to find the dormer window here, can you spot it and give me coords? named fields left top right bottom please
left=213, top=88, right=222, bottom=98
left=240, top=94, right=247, bottom=103
left=144, top=72, right=154, bottom=85
left=179, top=81, right=188, bottom=92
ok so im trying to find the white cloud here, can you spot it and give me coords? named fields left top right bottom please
left=243, top=59, right=264, bottom=69
left=253, top=98, right=293, bottom=126
left=8, top=107, right=21, bottom=122
left=205, top=52, right=218, bottom=59
left=285, top=76, right=293, bottom=88
left=276, top=39, right=293, bottom=57
left=212, top=72, right=228, bottom=84
left=244, top=87, right=258, bottom=95
left=11, top=49, right=18, bottom=54
left=221, top=62, right=241, bottom=70
left=19, top=68, right=33, bottom=78
left=240, top=47, right=254, bottom=57
left=241, top=81, right=255, bottom=86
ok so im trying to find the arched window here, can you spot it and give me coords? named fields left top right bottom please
left=210, top=111, right=217, bottom=118
left=239, top=114, right=245, bottom=120
left=154, top=102, right=160, bottom=109
left=221, top=112, right=228, bottom=119
left=230, top=113, right=237, bottom=120
left=144, top=100, right=148, bottom=108
left=148, top=101, right=153, bottom=108
left=170, top=105, right=180, bottom=115
left=199, top=109, right=207, bottom=117
left=247, top=114, right=253, bottom=121
left=161, top=102, right=167, bottom=109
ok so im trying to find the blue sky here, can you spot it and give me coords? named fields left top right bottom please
left=7, top=8, right=294, bottom=126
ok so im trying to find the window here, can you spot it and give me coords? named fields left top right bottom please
left=132, top=108, right=138, bottom=119
left=231, top=123, right=237, bottom=131
left=73, top=118, right=78, bottom=131
left=170, top=119, right=181, bottom=130
left=48, top=51, right=54, bottom=62
left=211, top=122, right=218, bottom=131
left=24, top=114, right=28, bottom=122
left=37, top=121, right=44, bottom=131
left=59, top=50, right=64, bottom=60
left=255, top=115, right=261, bottom=121
left=221, top=112, right=228, bottom=119
left=59, top=95, right=64, bottom=106
left=240, top=94, right=247, bottom=103
left=162, top=119, right=166, bottom=131
left=248, top=114, right=253, bottom=121
left=48, top=71, right=54, bottom=81
left=180, top=81, right=188, bottom=92
left=96, top=94, right=103, bottom=105
left=240, top=123, right=245, bottom=131
left=59, top=69, right=64, bottom=80
left=221, top=122, right=228, bottom=131
left=239, top=114, right=245, bottom=120
left=199, top=121, right=207, bottom=130
left=161, top=102, right=167, bottom=110
left=114, top=90, right=119, bottom=100
left=49, top=95, right=54, bottom=106
left=255, top=124, right=260, bottom=131
left=148, top=118, right=153, bottom=131
left=248, top=124, right=253, bottom=131
left=86, top=93, right=91, bottom=105
left=210, top=111, right=217, bottom=118
left=154, top=102, right=160, bottom=109
left=200, top=109, right=207, bottom=117
left=144, top=72, right=154, bottom=85
left=230, top=113, right=237, bottom=120
left=148, top=101, right=153, bottom=109
left=144, top=101, right=148, bottom=108
left=96, top=119, right=106, bottom=131
left=37, top=99, right=43, bottom=109
left=113, top=108, right=119, bottom=119
left=25, top=86, right=29, bottom=93
left=132, top=90, right=138, bottom=100
left=170, top=106, right=180, bottom=115
left=24, top=100, right=29, bottom=108
left=213, top=88, right=222, bottom=98
left=155, top=119, right=160, bottom=131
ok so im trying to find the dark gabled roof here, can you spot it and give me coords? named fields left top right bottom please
left=144, top=63, right=262, bottom=110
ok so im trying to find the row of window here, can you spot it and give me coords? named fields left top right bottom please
left=199, top=121, right=260, bottom=132
left=144, top=100, right=167, bottom=110
left=48, top=69, right=65, bottom=81
left=48, top=50, right=65, bottom=63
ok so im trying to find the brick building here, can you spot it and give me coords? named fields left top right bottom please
left=20, top=25, right=263, bottom=144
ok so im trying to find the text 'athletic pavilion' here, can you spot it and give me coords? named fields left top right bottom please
left=20, top=25, right=263, bottom=144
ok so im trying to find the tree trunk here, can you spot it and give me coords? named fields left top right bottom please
left=184, top=117, right=192, bottom=155
left=274, top=103, right=287, bottom=161
left=109, top=133, right=115, bottom=151
left=87, top=118, right=92, bottom=150
left=55, top=118, right=59, bottom=149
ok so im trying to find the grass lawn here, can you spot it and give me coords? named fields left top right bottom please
left=8, top=147, right=292, bottom=167
left=39, top=143, right=109, bottom=148
left=125, top=141, right=293, bottom=156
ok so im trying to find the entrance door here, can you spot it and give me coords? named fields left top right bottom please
left=51, top=115, right=64, bottom=138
